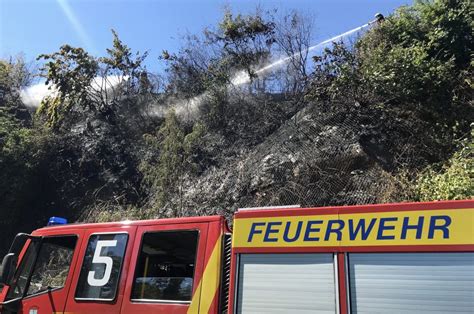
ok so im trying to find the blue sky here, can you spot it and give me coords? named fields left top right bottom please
left=1, top=0, right=411, bottom=73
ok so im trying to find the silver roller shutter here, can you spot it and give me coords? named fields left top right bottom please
left=348, top=252, right=474, bottom=314
left=236, top=253, right=337, bottom=314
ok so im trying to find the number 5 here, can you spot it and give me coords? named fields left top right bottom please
left=88, top=240, right=117, bottom=287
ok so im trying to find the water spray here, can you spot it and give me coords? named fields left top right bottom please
left=154, top=14, right=384, bottom=119
left=232, top=13, right=385, bottom=86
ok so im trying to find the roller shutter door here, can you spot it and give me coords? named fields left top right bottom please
left=348, top=252, right=474, bottom=313
left=236, top=253, right=337, bottom=314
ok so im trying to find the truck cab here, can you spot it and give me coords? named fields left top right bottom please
left=0, top=216, right=231, bottom=314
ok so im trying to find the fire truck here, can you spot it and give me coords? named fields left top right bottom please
left=0, top=200, right=473, bottom=313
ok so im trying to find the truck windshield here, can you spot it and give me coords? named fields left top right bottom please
left=5, top=240, right=40, bottom=301
left=5, top=236, right=77, bottom=301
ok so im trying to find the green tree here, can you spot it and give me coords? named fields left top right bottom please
left=211, top=8, right=276, bottom=77
left=100, top=30, right=150, bottom=96
left=356, top=0, right=472, bottom=116
left=307, top=0, right=472, bottom=170
left=0, top=58, right=60, bottom=256
left=32, top=32, right=154, bottom=229
left=162, top=8, right=277, bottom=95
left=140, top=111, right=205, bottom=216
left=37, top=30, right=151, bottom=128
left=310, top=0, right=471, bottom=107
left=37, top=46, right=99, bottom=127
left=0, top=57, right=33, bottom=125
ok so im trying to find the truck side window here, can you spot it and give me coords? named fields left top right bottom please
left=26, top=236, right=77, bottom=296
left=75, top=233, right=128, bottom=301
left=131, top=230, right=198, bottom=302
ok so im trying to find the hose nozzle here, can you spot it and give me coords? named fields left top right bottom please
left=370, top=13, right=385, bottom=24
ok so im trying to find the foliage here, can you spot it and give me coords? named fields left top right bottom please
left=310, top=1, right=471, bottom=102
left=0, top=32, right=153, bottom=255
left=37, top=46, right=98, bottom=127
left=162, top=8, right=284, bottom=96
left=160, top=37, right=217, bottom=97
left=140, top=110, right=205, bottom=216
left=0, top=109, right=57, bottom=257
left=211, top=9, right=276, bottom=75
left=307, top=43, right=365, bottom=104
left=0, top=57, right=33, bottom=102
left=416, top=134, right=473, bottom=201
left=0, top=59, right=41, bottom=226
left=356, top=0, right=472, bottom=118
left=150, top=110, right=185, bottom=211
left=102, top=30, right=147, bottom=75
left=79, top=200, right=150, bottom=223
left=37, top=30, right=150, bottom=128
left=307, top=0, right=473, bottom=170
left=100, top=30, right=150, bottom=95
left=0, top=58, right=33, bottom=124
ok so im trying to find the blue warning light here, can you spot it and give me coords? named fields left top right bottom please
left=47, top=217, right=68, bottom=226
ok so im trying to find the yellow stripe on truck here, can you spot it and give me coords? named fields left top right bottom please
left=187, top=280, right=202, bottom=313
left=233, top=208, right=474, bottom=248
left=187, top=234, right=223, bottom=314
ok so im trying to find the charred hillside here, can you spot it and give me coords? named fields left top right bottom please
left=126, top=91, right=466, bottom=222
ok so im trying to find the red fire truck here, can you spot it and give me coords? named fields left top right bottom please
left=0, top=200, right=473, bottom=313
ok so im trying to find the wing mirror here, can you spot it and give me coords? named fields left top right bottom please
left=0, top=253, right=17, bottom=286
left=0, top=233, right=40, bottom=287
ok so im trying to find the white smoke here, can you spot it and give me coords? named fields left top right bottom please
left=146, top=93, right=210, bottom=122
left=89, top=75, right=129, bottom=93
left=20, top=83, right=57, bottom=108
left=20, top=75, right=129, bottom=108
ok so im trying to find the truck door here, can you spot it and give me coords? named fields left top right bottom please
left=2, top=231, right=83, bottom=314
left=120, top=222, right=209, bottom=314
left=64, top=226, right=136, bottom=314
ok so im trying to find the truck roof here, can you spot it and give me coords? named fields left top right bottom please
left=32, top=215, right=225, bottom=235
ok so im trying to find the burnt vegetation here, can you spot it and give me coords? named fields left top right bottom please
left=0, top=1, right=472, bottom=255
